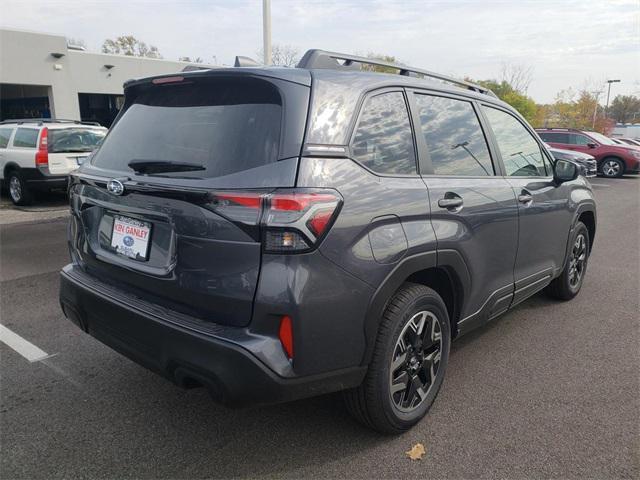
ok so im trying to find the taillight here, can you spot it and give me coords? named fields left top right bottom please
left=35, top=127, right=48, bottom=167
left=264, top=191, right=341, bottom=253
left=205, top=188, right=342, bottom=253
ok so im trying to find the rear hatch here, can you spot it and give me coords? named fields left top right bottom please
left=68, top=71, right=310, bottom=327
left=47, top=126, right=107, bottom=174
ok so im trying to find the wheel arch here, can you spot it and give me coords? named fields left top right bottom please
left=3, top=162, right=20, bottom=179
left=361, top=250, right=470, bottom=365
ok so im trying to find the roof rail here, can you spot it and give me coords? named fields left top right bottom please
left=296, top=49, right=496, bottom=97
left=0, top=118, right=102, bottom=126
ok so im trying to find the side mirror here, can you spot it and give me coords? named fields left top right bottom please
left=587, top=143, right=598, bottom=149
left=554, top=159, right=579, bottom=183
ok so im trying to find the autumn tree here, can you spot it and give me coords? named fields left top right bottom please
left=536, top=89, right=613, bottom=133
left=609, top=95, right=640, bottom=123
left=102, top=36, right=162, bottom=58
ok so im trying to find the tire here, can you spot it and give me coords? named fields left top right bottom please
left=600, top=157, right=624, bottom=178
left=7, top=170, right=33, bottom=206
left=546, top=221, right=590, bottom=301
left=344, top=283, right=451, bottom=434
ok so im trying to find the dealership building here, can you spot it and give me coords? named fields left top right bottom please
left=0, top=28, right=213, bottom=127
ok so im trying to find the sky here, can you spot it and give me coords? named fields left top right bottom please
left=2, top=0, right=639, bottom=103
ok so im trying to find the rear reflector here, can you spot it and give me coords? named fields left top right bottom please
left=279, top=315, right=294, bottom=359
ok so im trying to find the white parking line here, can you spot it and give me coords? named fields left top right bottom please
left=0, top=324, right=51, bottom=362
left=590, top=183, right=611, bottom=188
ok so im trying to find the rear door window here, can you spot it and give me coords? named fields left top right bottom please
left=415, top=94, right=494, bottom=176
left=91, top=77, right=283, bottom=178
left=570, top=134, right=591, bottom=146
left=483, top=106, right=550, bottom=177
left=0, top=128, right=13, bottom=148
left=351, top=91, right=417, bottom=175
left=12, top=128, right=39, bottom=148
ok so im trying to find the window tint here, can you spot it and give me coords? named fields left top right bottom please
left=48, top=128, right=106, bottom=153
left=415, top=94, right=493, bottom=176
left=483, top=107, right=548, bottom=177
left=351, top=92, right=416, bottom=175
left=13, top=128, right=39, bottom=148
left=571, top=134, right=591, bottom=146
left=91, top=77, right=282, bottom=178
left=0, top=128, right=12, bottom=149
left=539, top=132, right=570, bottom=144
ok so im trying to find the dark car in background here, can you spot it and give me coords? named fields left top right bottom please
left=59, top=50, right=597, bottom=433
left=546, top=145, right=597, bottom=177
left=537, top=128, right=640, bottom=178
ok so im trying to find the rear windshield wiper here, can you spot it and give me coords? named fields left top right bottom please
left=128, top=160, right=206, bottom=174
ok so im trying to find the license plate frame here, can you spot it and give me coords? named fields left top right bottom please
left=110, top=215, right=152, bottom=261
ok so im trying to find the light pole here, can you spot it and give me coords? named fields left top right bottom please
left=605, top=79, right=621, bottom=117
left=263, top=0, right=272, bottom=65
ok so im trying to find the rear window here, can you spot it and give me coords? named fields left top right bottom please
left=91, top=77, right=283, bottom=178
left=49, top=128, right=106, bottom=153
left=13, top=128, right=39, bottom=148
left=0, top=128, right=12, bottom=148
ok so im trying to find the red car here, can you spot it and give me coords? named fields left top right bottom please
left=536, top=128, right=640, bottom=178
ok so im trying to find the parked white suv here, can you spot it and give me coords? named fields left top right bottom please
left=0, top=119, right=107, bottom=205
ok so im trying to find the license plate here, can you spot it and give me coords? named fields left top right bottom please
left=110, top=215, right=152, bottom=260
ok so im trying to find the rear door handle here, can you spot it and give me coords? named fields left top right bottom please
left=518, top=193, right=533, bottom=204
left=438, top=197, right=464, bottom=210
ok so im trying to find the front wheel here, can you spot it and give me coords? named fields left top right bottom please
left=546, top=221, right=590, bottom=300
left=600, top=158, right=624, bottom=178
left=344, top=283, right=451, bottom=434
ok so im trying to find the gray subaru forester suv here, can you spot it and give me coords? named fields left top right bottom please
left=59, top=50, right=596, bottom=433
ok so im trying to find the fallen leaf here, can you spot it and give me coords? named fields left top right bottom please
left=406, top=442, right=426, bottom=460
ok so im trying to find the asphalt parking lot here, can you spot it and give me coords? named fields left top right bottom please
left=1, top=177, right=638, bottom=479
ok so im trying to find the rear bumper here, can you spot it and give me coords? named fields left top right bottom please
left=59, top=265, right=365, bottom=407
left=21, top=167, right=68, bottom=190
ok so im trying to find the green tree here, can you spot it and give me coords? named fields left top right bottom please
left=102, top=36, right=162, bottom=59
left=609, top=95, right=640, bottom=123
left=471, top=79, right=538, bottom=123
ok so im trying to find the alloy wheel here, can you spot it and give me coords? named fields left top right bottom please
left=9, top=176, right=22, bottom=203
left=389, top=310, right=442, bottom=412
left=568, top=233, right=587, bottom=289
left=602, top=160, right=621, bottom=177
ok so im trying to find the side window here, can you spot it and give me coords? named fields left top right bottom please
left=571, top=134, right=591, bottom=146
left=414, top=94, right=493, bottom=176
left=540, top=132, right=570, bottom=144
left=12, top=128, right=39, bottom=148
left=0, top=128, right=13, bottom=149
left=483, top=106, right=548, bottom=177
left=351, top=92, right=417, bottom=175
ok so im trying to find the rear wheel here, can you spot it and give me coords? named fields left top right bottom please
left=7, top=170, right=33, bottom=206
left=546, top=221, right=590, bottom=300
left=344, top=283, right=451, bottom=434
left=600, top=157, right=624, bottom=178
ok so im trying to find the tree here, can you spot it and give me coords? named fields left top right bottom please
left=101, top=36, right=162, bottom=59
left=536, top=88, right=613, bottom=133
left=500, top=62, right=533, bottom=94
left=471, top=79, right=538, bottom=124
left=256, top=44, right=299, bottom=67
left=360, top=53, right=403, bottom=73
left=609, top=95, right=640, bottom=123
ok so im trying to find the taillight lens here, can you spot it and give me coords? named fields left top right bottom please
left=264, top=190, right=341, bottom=253
left=205, top=188, right=342, bottom=253
left=35, top=127, right=48, bottom=167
